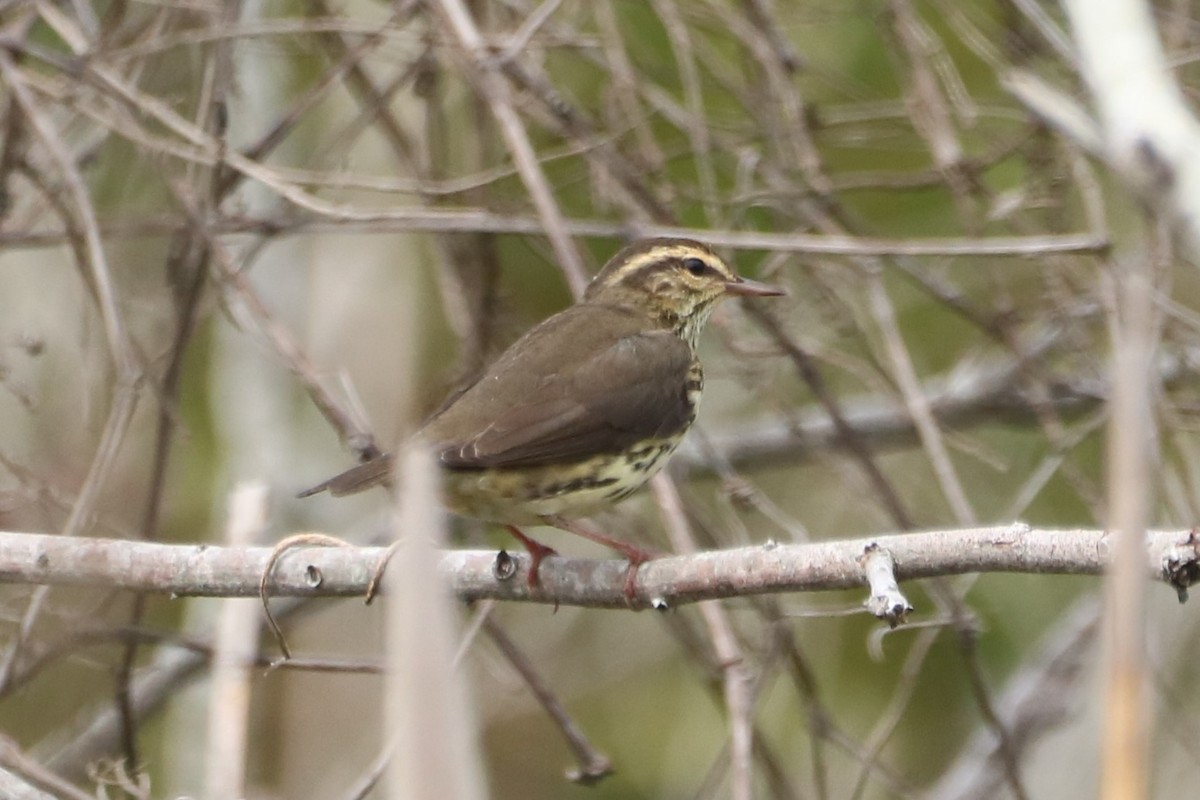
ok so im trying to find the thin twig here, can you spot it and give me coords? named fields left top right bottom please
left=429, top=0, right=588, bottom=295
left=0, top=211, right=1111, bottom=256
left=481, top=616, right=613, bottom=784
left=653, top=474, right=753, bottom=800
left=1, top=526, right=1196, bottom=607
left=205, top=484, right=268, bottom=800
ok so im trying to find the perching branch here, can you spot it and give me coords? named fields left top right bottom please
left=1, top=526, right=1196, bottom=611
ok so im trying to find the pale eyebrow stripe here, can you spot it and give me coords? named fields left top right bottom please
left=604, top=246, right=733, bottom=283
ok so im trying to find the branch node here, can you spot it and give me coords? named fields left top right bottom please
left=565, top=755, right=615, bottom=785
left=860, top=543, right=913, bottom=628
left=1161, top=529, right=1200, bottom=604
left=492, top=549, right=517, bottom=581
left=1007, top=520, right=1032, bottom=537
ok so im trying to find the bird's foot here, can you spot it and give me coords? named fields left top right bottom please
left=617, top=544, right=654, bottom=608
left=505, top=525, right=559, bottom=588
left=541, top=515, right=658, bottom=608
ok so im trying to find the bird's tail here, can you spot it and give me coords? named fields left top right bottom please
left=297, top=455, right=394, bottom=498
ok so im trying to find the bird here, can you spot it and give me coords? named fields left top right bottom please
left=300, top=237, right=784, bottom=601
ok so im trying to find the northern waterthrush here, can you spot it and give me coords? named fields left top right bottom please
left=300, top=238, right=784, bottom=597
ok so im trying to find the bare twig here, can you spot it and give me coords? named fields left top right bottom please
left=386, top=442, right=486, bottom=798
left=1, top=526, right=1196, bottom=608
left=429, top=0, right=588, bottom=295
left=930, top=597, right=1101, bottom=800
left=0, top=736, right=91, bottom=800
left=38, top=596, right=318, bottom=779
left=480, top=616, right=612, bottom=784
left=1065, top=0, right=1200, bottom=253
left=653, top=474, right=753, bottom=800
left=1061, top=7, right=1189, bottom=798
left=205, top=483, right=268, bottom=800
left=0, top=212, right=1110, bottom=256
left=859, top=545, right=913, bottom=627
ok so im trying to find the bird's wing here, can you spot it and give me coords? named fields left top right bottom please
left=428, top=327, right=696, bottom=469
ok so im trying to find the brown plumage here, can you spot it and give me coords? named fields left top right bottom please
left=300, top=237, right=784, bottom=595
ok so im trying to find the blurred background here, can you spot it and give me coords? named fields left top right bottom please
left=0, top=0, right=1198, bottom=797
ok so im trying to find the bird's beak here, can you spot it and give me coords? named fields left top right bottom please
left=724, top=276, right=786, bottom=297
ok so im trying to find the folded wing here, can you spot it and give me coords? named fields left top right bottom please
left=427, top=321, right=695, bottom=469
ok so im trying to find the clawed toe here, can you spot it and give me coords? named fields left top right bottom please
left=506, top=525, right=558, bottom=587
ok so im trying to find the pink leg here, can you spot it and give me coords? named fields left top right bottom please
left=506, top=525, right=559, bottom=588
left=541, top=515, right=656, bottom=605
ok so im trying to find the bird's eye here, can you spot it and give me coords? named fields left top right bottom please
left=683, top=257, right=708, bottom=276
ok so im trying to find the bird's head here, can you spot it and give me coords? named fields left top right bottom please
left=584, top=238, right=784, bottom=344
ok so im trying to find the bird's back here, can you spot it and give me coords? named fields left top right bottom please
left=421, top=302, right=698, bottom=470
